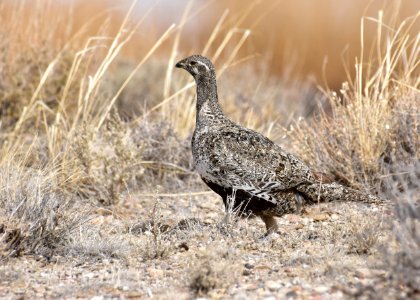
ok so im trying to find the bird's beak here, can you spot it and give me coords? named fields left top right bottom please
left=175, top=61, right=185, bottom=68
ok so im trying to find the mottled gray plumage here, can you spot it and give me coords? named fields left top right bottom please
left=175, top=55, right=380, bottom=233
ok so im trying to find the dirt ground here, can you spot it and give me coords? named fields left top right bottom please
left=1, top=190, right=411, bottom=300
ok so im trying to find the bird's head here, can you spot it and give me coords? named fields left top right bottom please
left=175, top=55, right=215, bottom=80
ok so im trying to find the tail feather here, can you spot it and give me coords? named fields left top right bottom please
left=297, top=182, right=382, bottom=204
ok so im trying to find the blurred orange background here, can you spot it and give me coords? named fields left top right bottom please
left=79, top=0, right=419, bottom=87
left=5, top=0, right=419, bottom=88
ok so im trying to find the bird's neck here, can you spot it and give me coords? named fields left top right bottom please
left=195, top=76, right=224, bottom=124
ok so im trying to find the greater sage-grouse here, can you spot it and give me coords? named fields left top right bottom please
left=175, top=55, right=380, bottom=234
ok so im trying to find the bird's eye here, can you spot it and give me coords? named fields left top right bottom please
left=190, top=61, right=197, bottom=66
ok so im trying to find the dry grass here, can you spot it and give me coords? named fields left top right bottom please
left=381, top=162, right=420, bottom=296
left=0, top=165, right=91, bottom=258
left=286, top=11, right=419, bottom=191
left=0, top=0, right=418, bottom=299
left=189, top=244, right=240, bottom=296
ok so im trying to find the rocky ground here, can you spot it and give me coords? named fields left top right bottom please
left=1, top=190, right=412, bottom=299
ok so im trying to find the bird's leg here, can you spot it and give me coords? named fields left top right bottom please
left=260, top=215, right=279, bottom=234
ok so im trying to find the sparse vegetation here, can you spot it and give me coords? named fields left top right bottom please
left=0, top=165, right=92, bottom=258
left=189, top=245, right=240, bottom=296
left=0, top=0, right=418, bottom=299
left=287, top=13, right=419, bottom=190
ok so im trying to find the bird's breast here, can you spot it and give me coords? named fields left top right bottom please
left=192, top=132, right=225, bottom=186
left=194, top=157, right=225, bottom=187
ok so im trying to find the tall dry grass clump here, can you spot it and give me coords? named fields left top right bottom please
left=286, top=10, right=419, bottom=294
left=0, top=165, right=90, bottom=258
left=0, top=0, right=176, bottom=196
left=287, top=11, right=419, bottom=191
left=0, top=0, right=177, bottom=257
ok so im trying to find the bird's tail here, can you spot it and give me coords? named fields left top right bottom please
left=297, top=182, right=383, bottom=204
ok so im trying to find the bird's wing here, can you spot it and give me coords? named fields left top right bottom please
left=201, top=126, right=313, bottom=204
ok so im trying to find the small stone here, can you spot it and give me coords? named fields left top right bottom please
left=254, top=265, right=272, bottom=271
left=313, top=286, right=329, bottom=293
left=285, top=290, right=298, bottom=298
left=178, top=242, right=189, bottom=252
left=97, top=208, right=113, bottom=216
left=233, top=292, right=250, bottom=300
left=148, top=267, right=164, bottom=279
left=83, top=272, right=95, bottom=279
left=242, top=269, right=252, bottom=276
left=266, top=280, right=282, bottom=291
left=354, top=268, right=379, bottom=279
left=331, top=213, right=339, bottom=220
left=311, top=213, right=329, bottom=222
left=244, top=263, right=254, bottom=269
left=126, top=292, right=143, bottom=298
left=244, top=283, right=258, bottom=290
left=285, top=214, right=302, bottom=223
left=301, top=218, right=310, bottom=225
left=294, top=224, right=304, bottom=230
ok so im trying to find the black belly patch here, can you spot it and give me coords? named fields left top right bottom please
left=201, top=178, right=276, bottom=216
